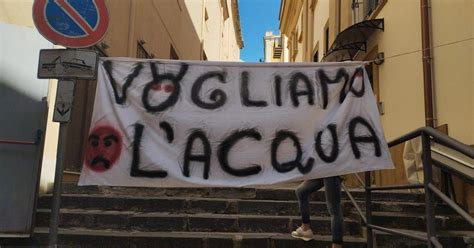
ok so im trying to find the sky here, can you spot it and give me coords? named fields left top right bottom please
left=238, top=0, right=281, bottom=62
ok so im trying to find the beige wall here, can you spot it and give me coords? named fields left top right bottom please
left=431, top=0, right=473, bottom=145
left=99, top=0, right=241, bottom=61
left=361, top=0, right=425, bottom=141
left=280, top=0, right=474, bottom=207
left=310, top=0, right=329, bottom=62
left=0, top=0, right=35, bottom=27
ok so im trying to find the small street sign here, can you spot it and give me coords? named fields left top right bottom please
left=33, top=0, right=109, bottom=48
left=38, top=49, right=98, bottom=79
left=53, top=80, right=75, bottom=123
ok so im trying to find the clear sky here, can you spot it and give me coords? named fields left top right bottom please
left=238, top=0, right=281, bottom=62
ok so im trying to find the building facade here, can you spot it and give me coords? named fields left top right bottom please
left=0, top=0, right=244, bottom=192
left=280, top=0, right=473, bottom=209
left=263, top=31, right=288, bottom=62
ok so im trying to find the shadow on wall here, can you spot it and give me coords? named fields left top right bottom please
left=0, top=81, right=49, bottom=233
left=0, top=22, right=55, bottom=195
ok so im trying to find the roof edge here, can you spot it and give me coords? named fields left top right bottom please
left=231, top=0, right=244, bottom=49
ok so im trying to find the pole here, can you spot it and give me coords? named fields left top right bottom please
left=365, top=171, right=373, bottom=248
left=422, top=132, right=436, bottom=247
left=420, top=0, right=435, bottom=127
left=48, top=79, right=75, bottom=247
left=48, top=123, right=68, bottom=247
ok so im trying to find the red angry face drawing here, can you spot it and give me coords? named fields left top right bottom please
left=85, top=126, right=123, bottom=172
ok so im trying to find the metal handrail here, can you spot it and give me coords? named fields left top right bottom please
left=341, top=183, right=367, bottom=224
left=387, top=127, right=474, bottom=158
left=0, top=139, right=37, bottom=145
left=0, top=130, right=42, bottom=146
left=342, top=127, right=474, bottom=248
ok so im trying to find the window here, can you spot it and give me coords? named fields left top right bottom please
left=313, top=50, right=319, bottom=62
left=273, top=37, right=282, bottom=60
left=324, top=25, right=329, bottom=54
left=352, top=0, right=385, bottom=23
left=170, top=44, right=179, bottom=60
left=365, top=0, right=381, bottom=17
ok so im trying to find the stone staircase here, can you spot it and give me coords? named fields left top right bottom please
left=2, top=183, right=474, bottom=247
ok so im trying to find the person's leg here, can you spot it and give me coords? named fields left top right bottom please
left=324, top=176, right=343, bottom=248
left=296, top=178, right=324, bottom=228
left=292, top=179, right=324, bottom=241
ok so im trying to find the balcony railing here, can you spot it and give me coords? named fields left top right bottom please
left=352, top=0, right=382, bottom=23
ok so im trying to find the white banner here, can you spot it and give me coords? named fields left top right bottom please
left=79, top=58, right=393, bottom=187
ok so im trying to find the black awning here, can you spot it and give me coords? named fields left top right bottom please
left=322, top=19, right=384, bottom=62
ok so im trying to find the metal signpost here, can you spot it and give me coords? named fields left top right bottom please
left=38, top=49, right=99, bottom=80
left=32, top=0, right=108, bottom=247
left=53, top=80, right=75, bottom=123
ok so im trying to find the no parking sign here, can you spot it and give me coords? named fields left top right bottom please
left=33, top=0, right=109, bottom=48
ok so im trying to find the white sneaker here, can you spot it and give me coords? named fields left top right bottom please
left=291, top=226, right=314, bottom=241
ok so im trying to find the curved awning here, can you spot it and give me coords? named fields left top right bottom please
left=322, top=19, right=384, bottom=62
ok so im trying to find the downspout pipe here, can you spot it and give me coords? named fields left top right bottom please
left=421, top=0, right=435, bottom=127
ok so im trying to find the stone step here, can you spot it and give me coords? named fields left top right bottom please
left=371, top=212, right=474, bottom=231
left=38, top=194, right=454, bottom=217
left=35, top=209, right=362, bottom=236
left=60, top=183, right=425, bottom=202
left=373, top=228, right=474, bottom=248
left=13, top=228, right=367, bottom=248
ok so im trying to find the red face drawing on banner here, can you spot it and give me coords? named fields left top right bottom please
left=148, top=80, right=175, bottom=106
left=85, top=126, right=122, bottom=172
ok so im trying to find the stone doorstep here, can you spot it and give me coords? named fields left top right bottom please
left=35, top=209, right=361, bottom=235
left=373, top=228, right=474, bottom=248
left=38, top=194, right=343, bottom=216
left=37, top=194, right=455, bottom=219
left=59, top=183, right=425, bottom=202
left=29, top=227, right=367, bottom=248
left=371, top=211, right=474, bottom=231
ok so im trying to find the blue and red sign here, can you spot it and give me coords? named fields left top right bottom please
left=33, top=0, right=109, bottom=48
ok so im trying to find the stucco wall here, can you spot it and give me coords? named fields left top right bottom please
left=431, top=0, right=473, bottom=145
left=368, top=0, right=425, bottom=140
left=0, top=0, right=35, bottom=27
left=310, top=0, right=329, bottom=62
left=0, top=1, right=58, bottom=193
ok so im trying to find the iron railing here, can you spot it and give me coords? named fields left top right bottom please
left=342, top=127, right=474, bottom=248
left=352, top=0, right=383, bottom=23
left=0, top=130, right=42, bottom=146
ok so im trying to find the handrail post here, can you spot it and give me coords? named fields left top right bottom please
left=422, top=132, right=436, bottom=247
left=365, top=171, right=373, bottom=248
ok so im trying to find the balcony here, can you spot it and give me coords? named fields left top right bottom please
left=352, top=0, right=385, bottom=24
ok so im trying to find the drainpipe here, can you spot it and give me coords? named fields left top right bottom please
left=421, top=0, right=435, bottom=127
left=127, top=0, right=137, bottom=57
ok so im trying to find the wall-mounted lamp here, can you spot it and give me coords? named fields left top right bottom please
left=374, top=52, right=384, bottom=65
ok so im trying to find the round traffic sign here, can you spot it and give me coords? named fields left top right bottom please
left=33, top=0, right=109, bottom=48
